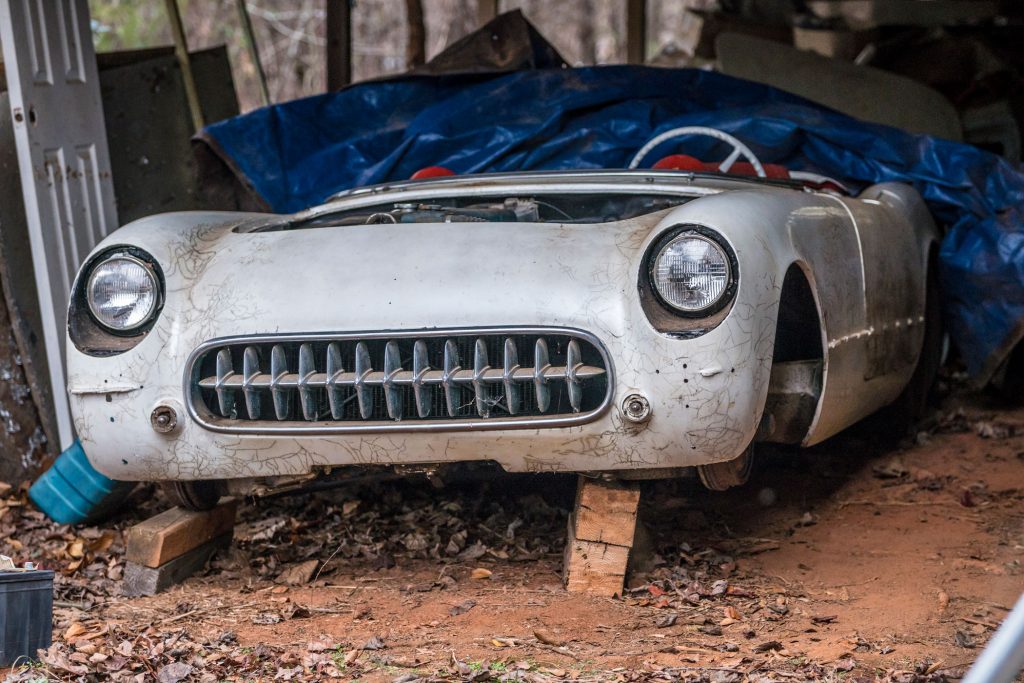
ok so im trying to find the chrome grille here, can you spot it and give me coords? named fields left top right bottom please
left=186, top=329, right=612, bottom=433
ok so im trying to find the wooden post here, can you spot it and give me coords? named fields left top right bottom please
left=405, top=0, right=426, bottom=68
left=163, top=0, right=205, bottom=131
left=326, top=0, right=352, bottom=90
left=626, top=0, right=647, bottom=64
left=123, top=498, right=237, bottom=597
left=235, top=0, right=271, bottom=106
left=563, top=476, right=641, bottom=596
left=477, top=0, right=500, bottom=26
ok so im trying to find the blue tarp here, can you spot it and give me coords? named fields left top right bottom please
left=201, top=66, right=1024, bottom=382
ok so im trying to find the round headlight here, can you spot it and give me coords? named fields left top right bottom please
left=651, top=232, right=733, bottom=314
left=86, top=254, right=159, bottom=332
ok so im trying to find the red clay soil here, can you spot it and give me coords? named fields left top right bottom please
left=5, top=390, right=1023, bottom=682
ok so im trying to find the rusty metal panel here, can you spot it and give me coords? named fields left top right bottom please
left=0, top=91, right=61, bottom=463
left=0, top=0, right=119, bottom=449
left=98, top=46, right=239, bottom=223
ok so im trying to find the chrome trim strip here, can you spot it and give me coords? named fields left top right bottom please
left=324, top=169, right=800, bottom=202
left=184, top=326, right=615, bottom=435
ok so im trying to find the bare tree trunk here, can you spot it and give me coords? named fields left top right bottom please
left=405, top=0, right=426, bottom=68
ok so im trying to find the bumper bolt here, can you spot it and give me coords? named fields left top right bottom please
left=151, top=405, right=179, bottom=434
left=621, top=394, right=652, bottom=424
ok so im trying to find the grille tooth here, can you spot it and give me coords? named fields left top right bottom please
left=326, top=342, right=346, bottom=419
left=270, top=344, right=290, bottom=420
left=442, top=339, right=461, bottom=418
left=242, top=346, right=261, bottom=419
left=383, top=341, right=403, bottom=420
left=534, top=338, right=551, bottom=412
left=472, top=338, right=490, bottom=417
left=566, top=339, right=583, bottom=412
left=193, top=331, right=610, bottom=428
left=412, top=340, right=431, bottom=418
left=354, top=342, right=373, bottom=419
left=297, top=343, right=318, bottom=421
left=503, top=338, right=521, bottom=415
left=215, top=349, right=236, bottom=418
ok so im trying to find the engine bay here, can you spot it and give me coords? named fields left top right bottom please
left=264, top=193, right=692, bottom=232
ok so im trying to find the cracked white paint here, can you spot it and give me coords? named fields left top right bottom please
left=65, top=174, right=940, bottom=482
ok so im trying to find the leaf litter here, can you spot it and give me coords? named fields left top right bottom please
left=1, top=387, right=1021, bottom=682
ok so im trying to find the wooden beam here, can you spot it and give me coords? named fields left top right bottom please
left=477, top=0, right=500, bottom=26
left=124, top=533, right=232, bottom=597
left=163, top=0, right=205, bottom=131
left=126, top=498, right=237, bottom=568
left=235, top=0, right=271, bottom=106
left=563, top=477, right=641, bottom=596
left=626, top=0, right=647, bottom=64
left=326, top=0, right=352, bottom=90
left=405, top=0, right=426, bottom=68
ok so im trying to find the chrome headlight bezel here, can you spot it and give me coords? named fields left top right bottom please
left=646, top=225, right=738, bottom=319
left=69, top=246, right=165, bottom=356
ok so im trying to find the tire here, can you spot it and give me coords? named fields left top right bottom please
left=161, top=480, right=223, bottom=511
left=697, top=445, right=754, bottom=491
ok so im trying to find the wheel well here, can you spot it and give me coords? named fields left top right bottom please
left=761, top=265, right=824, bottom=445
left=772, top=265, right=823, bottom=363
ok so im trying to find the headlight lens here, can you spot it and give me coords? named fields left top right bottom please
left=86, top=254, right=159, bottom=331
left=651, top=232, right=732, bottom=313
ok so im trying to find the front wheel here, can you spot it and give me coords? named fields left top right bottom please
left=697, top=445, right=754, bottom=491
left=161, top=480, right=224, bottom=511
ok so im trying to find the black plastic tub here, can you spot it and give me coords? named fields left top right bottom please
left=0, top=570, right=54, bottom=666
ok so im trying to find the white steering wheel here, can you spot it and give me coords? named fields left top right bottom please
left=628, top=125, right=767, bottom=178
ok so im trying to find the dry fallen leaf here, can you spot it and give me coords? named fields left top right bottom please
left=470, top=567, right=492, bottom=580
left=534, top=628, right=564, bottom=646
left=540, top=668, right=567, bottom=677
left=449, top=599, right=476, bottom=616
left=278, top=559, right=318, bottom=586
left=66, top=539, right=85, bottom=559
left=63, top=623, right=88, bottom=641
left=724, top=605, right=742, bottom=621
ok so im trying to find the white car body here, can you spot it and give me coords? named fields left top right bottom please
left=66, top=170, right=939, bottom=490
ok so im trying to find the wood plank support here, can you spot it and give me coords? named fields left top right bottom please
left=123, top=498, right=237, bottom=596
left=563, top=476, right=641, bottom=596
left=124, top=533, right=232, bottom=597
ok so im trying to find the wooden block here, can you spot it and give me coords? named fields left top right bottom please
left=564, top=539, right=631, bottom=595
left=573, top=477, right=641, bottom=547
left=123, top=532, right=231, bottom=597
left=126, top=498, right=237, bottom=569
left=563, top=477, right=641, bottom=596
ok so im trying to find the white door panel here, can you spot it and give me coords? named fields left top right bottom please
left=1, top=0, right=118, bottom=449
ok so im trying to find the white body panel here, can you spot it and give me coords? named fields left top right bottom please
left=64, top=172, right=938, bottom=481
left=1, top=0, right=118, bottom=448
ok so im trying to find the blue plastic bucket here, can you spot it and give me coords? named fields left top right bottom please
left=29, top=440, right=135, bottom=525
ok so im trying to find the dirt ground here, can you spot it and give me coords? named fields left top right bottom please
left=3, top=385, right=1022, bottom=682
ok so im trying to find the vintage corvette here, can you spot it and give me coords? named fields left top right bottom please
left=66, top=128, right=942, bottom=510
